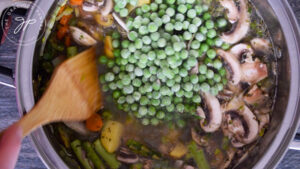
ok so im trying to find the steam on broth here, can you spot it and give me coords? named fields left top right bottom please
left=35, top=0, right=277, bottom=168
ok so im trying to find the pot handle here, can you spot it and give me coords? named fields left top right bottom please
left=289, top=134, right=300, bottom=150
left=0, top=0, right=32, bottom=89
left=0, top=66, right=15, bottom=88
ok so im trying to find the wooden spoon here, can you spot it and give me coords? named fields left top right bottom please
left=3, top=47, right=103, bottom=138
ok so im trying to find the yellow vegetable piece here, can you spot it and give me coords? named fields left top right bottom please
left=138, top=0, right=151, bottom=6
left=94, top=14, right=114, bottom=27
left=127, top=0, right=151, bottom=12
left=104, top=36, right=114, bottom=59
left=170, top=142, right=188, bottom=159
left=101, top=121, right=124, bottom=153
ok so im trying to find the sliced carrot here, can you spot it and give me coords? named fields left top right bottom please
left=86, top=113, right=103, bottom=132
left=57, top=5, right=66, bottom=16
left=57, top=25, right=69, bottom=40
left=65, top=35, right=71, bottom=47
left=60, top=14, right=72, bottom=26
left=104, top=36, right=114, bottom=58
left=70, top=0, right=83, bottom=6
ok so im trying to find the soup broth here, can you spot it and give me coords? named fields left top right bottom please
left=36, top=0, right=277, bottom=168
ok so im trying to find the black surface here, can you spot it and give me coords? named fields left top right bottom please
left=0, top=1, right=300, bottom=169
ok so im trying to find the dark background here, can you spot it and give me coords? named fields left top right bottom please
left=0, top=0, right=300, bottom=168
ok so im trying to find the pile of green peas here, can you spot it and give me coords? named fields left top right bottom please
left=113, top=0, right=138, bottom=17
left=99, top=0, right=229, bottom=127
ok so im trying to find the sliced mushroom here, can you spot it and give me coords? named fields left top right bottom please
left=243, top=85, right=268, bottom=105
left=198, top=92, right=222, bottom=133
left=223, top=100, right=259, bottom=147
left=257, top=113, right=269, bottom=131
left=64, top=121, right=92, bottom=135
left=217, top=49, right=242, bottom=85
left=100, top=0, right=113, bottom=16
left=237, top=106, right=259, bottom=144
left=82, top=2, right=99, bottom=12
left=219, top=0, right=239, bottom=23
left=70, top=26, right=97, bottom=46
left=117, top=147, right=139, bottom=164
left=191, top=128, right=208, bottom=146
left=221, top=0, right=250, bottom=44
left=113, top=12, right=129, bottom=33
left=250, top=38, right=272, bottom=55
left=230, top=43, right=254, bottom=62
left=241, top=59, right=268, bottom=84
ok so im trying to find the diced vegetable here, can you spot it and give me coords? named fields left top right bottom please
left=69, top=0, right=83, bottom=6
left=83, top=142, right=106, bottom=169
left=56, top=6, right=74, bottom=21
left=60, top=14, right=72, bottom=25
left=67, top=46, right=78, bottom=58
left=169, top=142, right=187, bottom=158
left=71, top=140, right=93, bottom=169
left=94, top=139, right=121, bottom=169
left=65, top=35, right=71, bottom=47
left=104, top=36, right=114, bottom=58
left=57, top=25, right=69, bottom=40
left=85, top=113, right=103, bottom=132
left=94, top=14, right=114, bottom=27
left=188, top=142, right=211, bottom=169
left=39, top=0, right=68, bottom=56
left=100, top=120, right=124, bottom=153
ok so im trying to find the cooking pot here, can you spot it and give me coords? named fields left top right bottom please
left=0, top=0, right=300, bottom=168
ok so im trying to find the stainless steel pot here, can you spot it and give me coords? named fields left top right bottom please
left=1, top=0, right=300, bottom=168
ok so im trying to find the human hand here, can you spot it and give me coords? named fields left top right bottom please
left=0, top=124, right=22, bottom=169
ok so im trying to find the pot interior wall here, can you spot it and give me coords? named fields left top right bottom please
left=30, top=0, right=293, bottom=168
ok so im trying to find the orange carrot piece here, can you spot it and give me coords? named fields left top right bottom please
left=57, top=25, right=69, bottom=40
left=70, top=0, right=83, bottom=6
left=86, top=113, right=103, bottom=132
left=65, top=35, right=71, bottom=47
left=60, top=15, right=72, bottom=26
left=104, top=36, right=114, bottom=58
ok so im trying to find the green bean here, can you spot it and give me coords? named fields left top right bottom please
left=83, top=142, right=105, bottom=169
left=71, top=140, right=93, bottom=169
left=94, top=140, right=121, bottom=169
left=188, top=142, right=211, bottom=169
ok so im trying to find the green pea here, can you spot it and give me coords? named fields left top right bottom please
left=207, top=49, right=217, bottom=59
left=150, top=118, right=159, bottom=125
left=217, top=18, right=227, bottom=28
left=207, top=29, right=217, bottom=39
left=166, top=7, right=175, bottom=17
left=187, top=9, right=196, bottom=18
left=206, top=69, right=214, bottom=79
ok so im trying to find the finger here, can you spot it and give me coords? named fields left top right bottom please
left=0, top=123, right=22, bottom=169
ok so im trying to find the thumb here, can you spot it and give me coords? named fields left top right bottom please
left=0, top=123, right=22, bottom=169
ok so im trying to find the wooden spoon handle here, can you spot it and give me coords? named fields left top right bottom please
left=16, top=106, right=51, bottom=138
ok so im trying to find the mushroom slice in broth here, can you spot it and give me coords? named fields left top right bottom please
left=221, top=0, right=250, bottom=44
left=198, top=92, right=223, bottom=133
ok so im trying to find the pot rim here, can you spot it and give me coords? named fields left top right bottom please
left=14, top=0, right=300, bottom=169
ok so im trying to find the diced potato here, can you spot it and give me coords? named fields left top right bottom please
left=101, top=121, right=124, bottom=153
left=170, top=142, right=188, bottom=158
